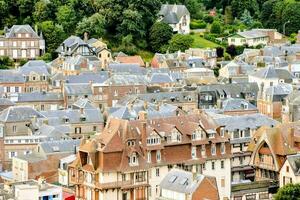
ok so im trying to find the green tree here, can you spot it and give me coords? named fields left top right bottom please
left=56, top=5, right=77, bottom=34
left=33, top=0, right=56, bottom=22
left=76, top=13, right=106, bottom=38
left=240, top=9, right=253, bottom=26
left=275, top=184, right=300, bottom=200
left=149, top=22, right=173, bottom=52
left=168, top=34, right=194, bottom=52
left=0, top=1, right=8, bottom=27
left=118, top=9, right=145, bottom=39
left=210, top=21, right=222, bottom=34
left=17, top=0, right=37, bottom=22
left=260, top=0, right=278, bottom=28
left=0, top=56, right=13, bottom=69
left=282, top=2, right=300, bottom=35
left=231, top=0, right=259, bottom=18
left=39, top=21, right=66, bottom=57
left=224, top=6, right=233, bottom=24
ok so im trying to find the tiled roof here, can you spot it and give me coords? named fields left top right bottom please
left=115, top=55, right=145, bottom=66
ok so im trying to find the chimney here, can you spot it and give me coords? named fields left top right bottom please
left=138, top=111, right=147, bottom=120
left=288, top=127, right=295, bottom=148
left=139, top=111, right=147, bottom=146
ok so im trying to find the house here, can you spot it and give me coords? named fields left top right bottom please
left=227, top=30, right=269, bottom=47
left=249, top=66, right=294, bottom=92
left=0, top=106, right=45, bottom=170
left=0, top=178, right=63, bottom=200
left=19, top=60, right=50, bottom=93
left=0, top=70, right=25, bottom=95
left=158, top=4, right=190, bottom=34
left=12, top=91, right=64, bottom=111
left=219, top=98, right=258, bottom=116
left=63, top=83, right=92, bottom=108
left=56, top=36, right=95, bottom=57
left=209, top=113, right=277, bottom=183
left=197, top=82, right=259, bottom=109
left=219, top=59, right=254, bottom=82
left=279, top=154, right=300, bottom=187
left=185, top=48, right=217, bottom=68
left=0, top=98, right=15, bottom=111
left=60, top=55, right=101, bottom=75
left=58, top=154, right=77, bottom=186
left=12, top=139, right=80, bottom=183
left=40, top=103, right=104, bottom=139
left=282, top=90, right=300, bottom=123
left=158, top=169, right=219, bottom=200
left=257, top=83, right=293, bottom=119
left=248, top=122, right=300, bottom=182
left=150, top=51, right=188, bottom=71
left=92, top=74, right=147, bottom=108
left=87, top=38, right=112, bottom=69
left=68, top=112, right=232, bottom=200
left=0, top=25, right=45, bottom=60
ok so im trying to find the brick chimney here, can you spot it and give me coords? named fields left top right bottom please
left=138, top=111, right=147, bottom=145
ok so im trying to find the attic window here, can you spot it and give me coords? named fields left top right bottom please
left=129, top=153, right=138, bottom=166
left=52, top=146, right=60, bottom=152
left=168, top=175, right=177, bottom=183
left=80, top=116, right=86, bottom=122
left=127, top=140, right=135, bottom=146
left=179, top=178, right=188, bottom=186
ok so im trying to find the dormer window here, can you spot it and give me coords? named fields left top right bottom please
left=129, top=153, right=138, bottom=166
left=146, top=137, right=161, bottom=145
left=80, top=116, right=86, bottom=122
left=127, top=140, right=135, bottom=146
left=241, top=102, right=248, bottom=110
left=220, top=128, right=225, bottom=137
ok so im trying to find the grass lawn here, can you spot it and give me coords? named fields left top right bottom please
left=190, top=34, right=220, bottom=48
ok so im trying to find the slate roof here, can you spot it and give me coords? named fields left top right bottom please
left=0, top=98, right=14, bottom=106
left=64, top=83, right=92, bottom=95
left=19, top=60, right=50, bottom=76
left=41, top=108, right=103, bottom=125
left=56, top=36, right=94, bottom=55
left=149, top=73, right=174, bottom=84
left=264, top=84, right=293, bottom=96
left=103, top=74, right=148, bottom=85
left=0, top=106, right=44, bottom=122
left=16, top=92, right=63, bottom=102
left=236, top=30, right=268, bottom=39
left=0, top=70, right=25, bottom=83
left=72, top=98, right=96, bottom=109
left=211, top=113, right=277, bottom=132
left=251, top=67, right=294, bottom=81
left=66, top=72, right=109, bottom=84
left=159, top=169, right=213, bottom=194
left=40, top=139, right=80, bottom=154
left=5, top=25, right=39, bottom=38
left=159, top=4, right=190, bottom=24
left=286, top=154, right=300, bottom=175
left=222, top=98, right=257, bottom=111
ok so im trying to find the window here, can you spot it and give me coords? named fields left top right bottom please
left=129, top=153, right=138, bottom=165
left=13, top=125, right=17, bottom=133
left=155, top=168, right=160, bottom=177
left=114, top=90, right=118, bottom=96
left=93, top=126, right=97, bottom=132
left=221, top=160, right=224, bottom=169
left=221, top=143, right=225, bottom=154
left=41, top=105, right=44, bottom=111
left=9, top=151, right=17, bottom=159
left=212, top=161, right=215, bottom=170
left=0, top=41, right=3, bottom=46
left=13, top=41, right=17, bottom=46
left=31, top=41, right=34, bottom=47
left=122, top=174, right=126, bottom=181
left=0, top=126, right=3, bottom=138
left=24, top=150, right=31, bottom=155
left=286, top=166, right=289, bottom=172
left=15, top=87, right=19, bottom=93
left=220, top=128, right=225, bottom=137
left=221, top=178, right=225, bottom=187
left=156, top=150, right=161, bottom=162
left=211, top=144, right=216, bottom=155
left=239, top=157, right=243, bottom=165
left=75, top=127, right=81, bottom=134
left=147, top=151, right=151, bottom=163
left=201, top=145, right=206, bottom=157
left=191, top=147, right=196, bottom=159
left=135, top=171, right=146, bottom=182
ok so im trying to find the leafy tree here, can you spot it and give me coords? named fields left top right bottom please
left=17, top=0, right=37, bottom=22
left=226, top=45, right=237, bottom=58
left=0, top=56, right=13, bottom=69
left=240, top=9, right=253, bottom=25
left=168, top=34, right=194, bottom=52
left=33, top=0, right=56, bottom=22
left=0, top=1, right=9, bottom=27
left=39, top=21, right=66, bottom=57
left=76, top=13, right=106, bottom=38
left=275, top=184, right=300, bottom=200
left=224, top=6, right=233, bottom=24
left=210, top=20, right=222, bottom=34
left=37, top=52, right=52, bottom=62
left=282, top=2, right=300, bottom=35
left=118, top=9, right=145, bottom=39
left=56, top=5, right=77, bottom=34
left=149, top=22, right=173, bottom=52
left=203, top=15, right=214, bottom=23
left=260, top=0, right=278, bottom=28
left=216, top=47, right=224, bottom=58
left=231, top=0, right=259, bottom=18
left=251, top=21, right=263, bottom=29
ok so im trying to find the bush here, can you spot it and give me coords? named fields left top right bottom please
left=203, top=15, right=214, bottom=23
left=210, top=21, right=222, bottom=34
left=0, top=56, right=14, bottom=69
left=190, top=20, right=207, bottom=29
left=168, top=34, right=194, bottom=52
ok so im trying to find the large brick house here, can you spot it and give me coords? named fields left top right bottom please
left=68, top=112, right=232, bottom=200
left=0, top=25, right=45, bottom=60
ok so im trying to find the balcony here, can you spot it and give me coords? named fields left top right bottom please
left=255, top=161, right=276, bottom=171
left=95, top=180, right=149, bottom=190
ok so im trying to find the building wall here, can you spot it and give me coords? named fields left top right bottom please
left=279, top=160, right=300, bottom=187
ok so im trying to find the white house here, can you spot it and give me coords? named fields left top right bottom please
left=158, top=4, right=190, bottom=34
left=227, top=30, right=269, bottom=47
left=279, top=154, right=300, bottom=187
